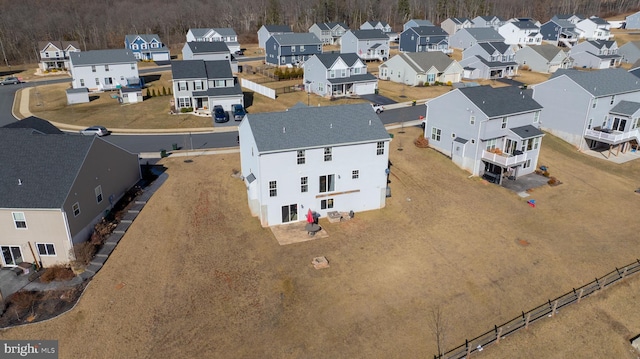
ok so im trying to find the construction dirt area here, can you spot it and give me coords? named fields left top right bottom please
left=2, top=126, right=640, bottom=358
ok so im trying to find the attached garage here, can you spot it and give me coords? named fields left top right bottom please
left=151, top=51, right=170, bottom=62
left=209, top=96, right=243, bottom=111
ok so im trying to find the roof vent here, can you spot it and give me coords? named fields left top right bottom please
left=18, top=179, right=22, bottom=186
left=369, top=119, right=371, bottom=126
left=330, top=123, right=333, bottom=129
left=283, top=127, right=286, bottom=133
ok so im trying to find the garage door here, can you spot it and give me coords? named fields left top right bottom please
left=548, top=64, right=560, bottom=73
left=127, top=93, right=138, bottom=103
left=152, top=52, right=170, bottom=61
left=353, top=82, right=376, bottom=95
left=210, top=96, right=243, bottom=112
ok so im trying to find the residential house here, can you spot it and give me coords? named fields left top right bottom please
left=171, top=60, right=243, bottom=112
left=69, top=49, right=139, bottom=91
left=576, top=16, right=612, bottom=40
left=303, top=53, right=377, bottom=97
left=498, top=20, right=542, bottom=46
left=308, top=22, right=349, bottom=45
left=449, top=27, right=505, bottom=50
left=630, top=59, right=640, bottom=78
left=185, top=28, right=241, bottom=53
left=258, top=24, right=293, bottom=48
left=471, top=16, right=506, bottom=30
left=360, top=21, right=392, bottom=33
left=532, top=68, right=640, bottom=154
left=398, top=26, right=451, bottom=53
left=423, top=85, right=544, bottom=182
left=0, top=128, right=140, bottom=267
left=514, top=44, right=572, bottom=73
left=238, top=103, right=391, bottom=227
left=124, top=34, right=170, bottom=61
left=625, top=11, right=640, bottom=30
left=551, top=14, right=584, bottom=25
left=341, top=30, right=390, bottom=61
left=403, top=19, right=434, bottom=31
left=618, top=41, right=640, bottom=63
left=441, top=17, right=474, bottom=35
left=459, top=42, right=518, bottom=79
left=265, top=33, right=323, bottom=66
left=182, top=42, right=238, bottom=72
left=539, top=19, right=579, bottom=47
left=570, top=40, right=622, bottom=69
left=378, top=52, right=463, bottom=86
left=38, top=41, right=80, bottom=71
left=2, top=116, right=63, bottom=134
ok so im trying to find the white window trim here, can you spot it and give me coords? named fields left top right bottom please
left=36, top=243, right=57, bottom=256
left=95, top=185, right=103, bottom=204
left=72, top=202, right=80, bottom=217
left=12, top=212, right=27, bottom=229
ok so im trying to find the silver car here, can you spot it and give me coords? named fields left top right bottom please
left=0, top=77, right=20, bottom=85
left=81, top=126, right=111, bottom=137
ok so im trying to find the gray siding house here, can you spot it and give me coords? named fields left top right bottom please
left=424, top=85, right=544, bottom=182
left=514, top=44, right=572, bottom=73
left=309, top=22, right=349, bottom=45
left=532, top=68, right=640, bottom=154
left=69, top=49, right=139, bottom=91
left=618, top=41, right=640, bottom=63
left=449, top=28, right=504, bottom=50
left=265, top=33, right=323, bottom=66
left=303, top=53, right=377, bottom=98
left=0, top=128, right=140, bottom=267
left=38, top=41, right=80, bottom=71
left=171, top=60, right=243, bottom=112
left=181, top=42, right=238, bottom=72
left=459, top=42, right=518, bottom=79
left=185, top=28, right=240, bottom=53
left=625, top=11, right=640, bottom=30
left=341, top=30, right=390, bottom=61
left=471, top=16, right=506, bottom=30
left=403, top=19, right=434, bottom=31
left=378, top=52, right=463, bottom=85
left=539, top=19, right=579, bottom=47
left=258, top=25, right=293, bottom=48
left=570, top=40, right=621, bottom=69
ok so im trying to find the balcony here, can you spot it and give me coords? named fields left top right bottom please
left=584, top=128, right=639, bottom=145
left=482, top=150, right=528, bottom=167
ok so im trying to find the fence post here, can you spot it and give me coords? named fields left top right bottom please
left=496, top=327, right=503, bottom=344
left=596, top=277, right=603, bottom=290
left=466, top=339, right=471, bottom=358
left=622, top=267, right=628, bottom=279
left=577, top=288, right=584, bottom=303
left=525, top=312, right=531, bottom=329
left=552, top=300, right=558, bottom=317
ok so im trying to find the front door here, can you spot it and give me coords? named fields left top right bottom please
left=1, top=246, right=23, bottom=267
left=281, top=204, right=298, bottom=223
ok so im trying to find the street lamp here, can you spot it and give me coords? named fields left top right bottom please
left=305, top=80, right=311, bottom=106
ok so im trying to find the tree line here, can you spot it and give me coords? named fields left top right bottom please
left=0, top=0, right=639, bottom=65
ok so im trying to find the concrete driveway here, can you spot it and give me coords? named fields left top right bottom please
left=360, top=93, right=397, bottom=105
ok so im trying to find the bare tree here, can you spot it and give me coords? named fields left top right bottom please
left=430, top=305, right=449, bottom=358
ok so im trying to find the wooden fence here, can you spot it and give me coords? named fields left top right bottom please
left=435, top=259, right=640, bottom=359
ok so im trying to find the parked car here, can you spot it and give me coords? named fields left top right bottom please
left=213, top=105, right=229, bottom=123
left=0, top=77, right=20, bottom=85
left=371, top=103, right=384, bottom=114
left=235, top=50, right=244, bottom=56
left=232, top=104, right=246, bottom=121
left=81, top=126, right=111, bottom=137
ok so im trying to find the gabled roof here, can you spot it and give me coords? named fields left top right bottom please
left=312, top=53, right=362, bottom=68
left=38, top=41, right=80, bottom=52
left=449, top=17, right=472, bottom=24
left=458, top=85, right=542, bottom=117
left=553, top=14, right=584, bottom=21
left=2, top=116, right=63, bottom=134
left=349, top=29, right=389, bottom=40
left=547, top=19, right=575, bottom=29
left=475, top=15, right=504, bottom=22
left=270, top=33, right=322, bottom=45
left=511, top=124, right=544, bottom=139
left=125, top=34, right=161, bottom=44
left=171, top=60, right=233, bottom=80
left=0, top=128, right=95, bottom=208
left=527, top=44, right=565, bottom=61
left=189, top=28, right=237, bottom=37
left=326, top=22, right=349, bottom=30
left=550, top=68, right=640, bottom=97
left=508, top=20, right=539, bottom=29
left=263, top=24, right=293, bottom=32
left=586, top=16, right=609, bottom=25
left=579, top=40, right=617, bottom=49
left=406, top=26, right=448, bottom=36
left=460, top=28, right=504, bottom=41
left=193, top=82, right=242, bottom=97
left=69, top=49, right=136, bottom=66
left=621, top=41, right=640, bottom=51
left=609, top=100, right=640, bottom=116
left=399, top=52, right=455, bottom=73
left=478, top=41, right=512, bottom=55
left=246, top=103, right=389, bottom=153
left=405, top=19, right=434, bottom=27
left=364, top=21, right=389, bottom=28
left=313, top=23, right=330, bottom=30
left=184, top=41, right=230, bottom=54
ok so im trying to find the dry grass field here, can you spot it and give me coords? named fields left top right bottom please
left=1, top=127, right=640, bottom=358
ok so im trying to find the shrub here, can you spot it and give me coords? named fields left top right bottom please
left=162, top=87, right=167, bottom=96
left=72, top=242, right=98, bottom=266
left=151, top=88, right=156, bottom=97
left=40, top=265, right=75, bottom=283
left=9, top=291, right=38, bottom=310
left=446, top=81, right=452, bottom=86
left=542, top=171, right=550, bottom=177
left=547, top=176, right=559, bottom=186
left=180, top=107, right=193, bottom=113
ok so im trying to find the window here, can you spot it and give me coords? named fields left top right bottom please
left=533, top=111, right=540, bottom=123
left=353, top=67, right=361, bottom=74
left=37, top=243, right=56, bottom=256
left=178, top=97, right=191, bottom=108
left=91, top=65, right=96, bottom=72
left=319, top=174, right=335, bottom=193
left=194, top=81, right=203, bottom=90
left=95, top=78, right=100, bottom=85
left=485, top=138, right=498, bottom=151
left=95, top=185, right=103, bottom=203
left=178, top=82, right=188, bottom=91
left=269, top=181, right=277, bottom=197
left=352, top=170, right=359, bottom=179
left=297, top=150, right=305, bottom=164
left=376, top=141, right=385, bottom=155
left=610, top=95, right=615, bottom=105
left=301, top=177, right=308, bottom=192
left=471, top=139, right=475, bottom=144
left=324, top=147, right=332, bottom=161
left=588, top=118, right=593, bottom=129
left=214, top=80, right=225, bottom=87
left=72, top=202, right=80, bottom=217
left=451, top=133, right=456, bottom=138
left=132, top=44, right=138, bottom=50
left=12, top=212, right=26, bottom=229
left=104, top=77, right=113, bottom=85
left=120, top=76, right=125, bottom=81
left=105, top=65, right=109, bottom=72
left=533, top=137, right=540, bottom=150
left=318, top=83, right=324, bottom=92
left=592, top=98, right=597, bottom=108
left=501, top=117, right=508, bottom=129
left=523, top=159, right=531, bottom=169
left=431, top=127, right=441, bottom=141
left=291, top=45, right=296, bottom=52
left=80, top=79, right=85, bottom=87
left=329, top=70, right=336, bottom=78
left=131, top=63, right=136, bottom=70
left=470, top=115, right=475, bottom=125
left=321, top=199, right=334, bottom=209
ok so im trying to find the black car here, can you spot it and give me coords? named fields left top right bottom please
left=213, top=105, right=229, bottom=123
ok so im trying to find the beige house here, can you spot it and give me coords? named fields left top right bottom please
left=378, top=52, right=463, bottom=86
left=0, top=128, right=140, bottom=267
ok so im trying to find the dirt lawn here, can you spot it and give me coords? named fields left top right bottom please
left=2, top=128, right=640, bottom=358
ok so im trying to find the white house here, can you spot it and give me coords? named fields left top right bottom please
left=238, top=103, right=391, bottom=227
left=308, top=22, right=350, bottom=45
left=498, top=21, right=542, bottom=46
left=69, top=49, right=139, bottom=91
left=576, top=16, right=612, bottom=40
left=341, top=30, right=390, bottom=61
left=186, top=28, right=241, bottom=53
left=303, top=53, right=377, bottom=97
left=360, top=21, right=392, bottom=33
left=471, top=16, right=506, bottom=30
left=424, top=85, right=544, bottom=182
left=378, top=52, right=463, bottom=85
left=258, top=24, right=293, bottom=48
